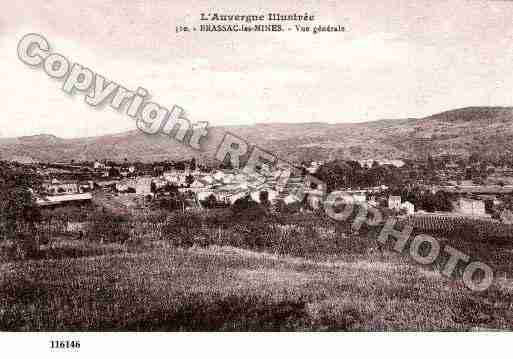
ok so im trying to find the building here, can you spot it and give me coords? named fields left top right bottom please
left=43, top=179, right=79, bottom=195
left=135, top=177, right=153, bottom=195
left=358, top=159, right=405, bottom=168
left=93, top=160, right=105, bottom=170
left=163, top=171, right=188, bottom=186
left=189, top=179, right=207, bottom=191
left=456, top=198, right=486, bottom=217
left=345, top=190, right=367, bottom=203
left=196, top=191, right=215, bottom=202
left=388, top=196, right=402, bottom=210
left=401, top=201, right=415, bottom=215
left=115, top=182, right=130, bottom=193
left=500, top=209, right=513, bottom=224
left=36, top=193, right=93, bottom=207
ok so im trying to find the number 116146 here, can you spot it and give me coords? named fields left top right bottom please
left=50, top=340, right=80, bottom=349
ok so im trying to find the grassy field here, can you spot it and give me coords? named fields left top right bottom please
left=1, top=207, right=513, bottom=331
left=1, top=240, right=512, bottom=331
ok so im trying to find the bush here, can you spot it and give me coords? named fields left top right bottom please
left=274, top=199, right=302, bottom=215
left=231, top=195, right=269, bottom=220
left=201, top=194, right=218, bottom=209
left=14, top=231, right=39, bottom=259
left=152, top=194, right=186, bottom=212
left=160, top=211, right=206, bottom=246
left=86, top=212, right=130, bottom=243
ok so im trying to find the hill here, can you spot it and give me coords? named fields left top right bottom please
left=1, top=106, right=513, bottom=163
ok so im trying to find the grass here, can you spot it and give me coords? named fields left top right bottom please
left=1, top=208, right=513, bottom=331
left=1, top=239, right=512, bottom=331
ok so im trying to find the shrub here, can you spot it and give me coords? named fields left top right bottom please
left=160, top=211, right=206, bottom=247
left=86, top=212, right=130, bottom=243
left=274, top=199, right=302, bottom=215
left=201, top=194, right=218, bottom=209
left=231, top=195, right=269, bottom=220
left=152, top=194, right=186, bottom=212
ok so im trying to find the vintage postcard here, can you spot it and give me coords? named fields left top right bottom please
left=0, top=0, right=512, bottom=356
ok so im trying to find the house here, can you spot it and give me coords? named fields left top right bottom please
left=358, top=159, right=405, bottom=168
left=213, top=171, right=227, bottom=182
left=228, top=191, right=248, bottom=205
left=36, top=193, right=92, bottom=207
left=347, top=191, right=367, bottom=203
left=368, top=197, right=378, bottom=207
left=116, top=182, right=130, bottom=193
left=189, top=179, right=206, bottom=191
left=93, top=160, right=105, bottom=170
left=388, top=196, right=402, bottom=210
left=78, top=180, right=94, bottom=192
left=96, top=180, right=118, bottom=191
left=212, top=190, right=232, bottom=203
left=135, top=177, right=152, bottom=195
left=196, top=191, right=215, bottom=202
left=163, top=171, right=189, bottom=186
left=383, top=159, right=405, bottom=168
left=43, top=180, right=79, bottom=195
left=500, top=209, right=513, bottom=224
left=306, top=161, right=323, bottom=174
left=283, top=193, right=301, bottom=204
left=201, top=175, right=215, bottom=185
left=401, top=201, right=415, bottom=215
left=456, top=198, right=486, bottom=217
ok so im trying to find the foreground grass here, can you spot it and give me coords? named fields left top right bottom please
left=1, top=240, right=512, bottom=331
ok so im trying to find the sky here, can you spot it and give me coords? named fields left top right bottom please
left=1, top=0, right=513, bottom=138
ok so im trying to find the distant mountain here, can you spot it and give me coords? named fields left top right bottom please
left=1, top=106, right=513, bottom=163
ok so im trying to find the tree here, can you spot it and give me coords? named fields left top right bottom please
left=190, top=157, right=197, bottom=172
left=108, top=167, right=120, bottom=178
left=433, top=191, right=453, bottom=212
left=259, top=191, right=271, bottom=207
left=185, top=174, right=194, bottom=187
left=201, top=194, right=218, bottom=209
left=152, top=192, right=187, bottom=212
left=162, top=183, right=179, bottom=194
left=427, top=155, right=435, bottom=170
left=0, top=163, right=41, bottom=257
left=231, top=195, right=268, bottom=219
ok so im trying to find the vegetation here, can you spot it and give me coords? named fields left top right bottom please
left=396, top=187, right=454, bottom=212
left=1, top=162, right=513, bottom=330
left=0, top=162, right=42, bottom=258
left=315, top=160, right=405, bottom=191
left=1, top=205, right=512, bottom=330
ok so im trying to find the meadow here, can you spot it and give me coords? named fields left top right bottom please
left=1, top=204, right=512, bottom=331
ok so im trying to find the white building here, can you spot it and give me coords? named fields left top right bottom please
left=163, top=171, right=187, bottom=186
left=456, top=198, right=486, bottom=217
left=43, top=180, right=79, bottom=195
left=388, top=196, right=402, bottom=210
left=401, top=201, right=415, bottom=215
left=135, top=177, right=153, bottom=195
left=93, top=160, right=105, bottom=170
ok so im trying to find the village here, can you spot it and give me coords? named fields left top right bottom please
left=28, top=154, right=513, bottom=223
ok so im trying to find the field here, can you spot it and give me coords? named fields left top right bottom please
left=1, top=206, right=513, bottom=331
left=404, top=214, right=513, bottom=241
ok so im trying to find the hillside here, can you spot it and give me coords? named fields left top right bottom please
left=1, top=106, right=513, bottom=163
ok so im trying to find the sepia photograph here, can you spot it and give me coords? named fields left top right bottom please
left=1, top=0, right=513, bottom=356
